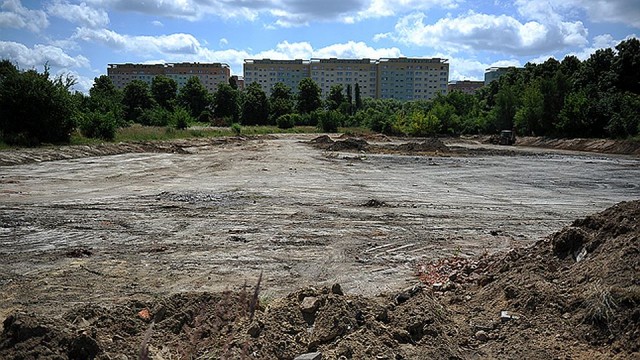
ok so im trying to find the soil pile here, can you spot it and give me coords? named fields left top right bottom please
left=1, top=201, right=638, bottom=359
left=435, top=200, right=640, bottom=358
left=392, top=139, right=450, bottom=153
left=308, top=136, right=369, bottom=152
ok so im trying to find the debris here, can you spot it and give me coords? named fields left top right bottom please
left=137, top=308, right=151, bottom=321
left=331, top=283, right=344, bottom=295
left=294, top=352, right=322, bottom=360
left=475, top=330, right=488, bottom=342
left=300, top=296, right=320, bottom=313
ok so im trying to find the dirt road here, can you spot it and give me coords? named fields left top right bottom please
left=1, top=134, right=639, bottom=320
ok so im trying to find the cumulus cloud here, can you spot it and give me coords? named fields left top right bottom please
left=520, top=0, right=640, bottom=28
left=46, top=1, right=109, bottom=28
left=72, top=28, right=202, bottom=54
left=388, top=11, right=587, bottom=56
left=0, top=0, right=49, bottom=32
left=84, top=0, right=460, bottom=27
left=0, top=41, right=90, bottom=68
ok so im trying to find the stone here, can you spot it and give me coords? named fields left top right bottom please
left=300, top=296, right=320, bottom=313
left=475, top=330, right=488, bottom=342
left=331, top=283, right=344, bottom=295
left=294, top=352, right=322, bottom=360
left=247, top=321, right=261, bottom=337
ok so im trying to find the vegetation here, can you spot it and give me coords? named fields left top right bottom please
left=1, top=38, right=638, bottom=147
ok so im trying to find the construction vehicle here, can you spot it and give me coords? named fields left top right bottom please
left=499, top=130, right=516, bottom=145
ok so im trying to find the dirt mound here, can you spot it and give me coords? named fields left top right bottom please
left=393, top=138, right=450, bottom=153
left=431, top=200, right=640, bottom=358
left=308, top=136, right=369, bottom=152
left=517, top=137, right=640, bottom=156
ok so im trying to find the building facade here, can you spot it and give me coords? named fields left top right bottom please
left=484, top=66, right=519, bottom=85
left=243, top=57, right=449, bottom=101
left=107, top=62, right=231, bottom=93
left=243, top=59, right=309, bottom=95
left=377, top=58, right=449, bottom=101
left=309, top=58, right=377, bottom=99
left=447, top=80, right=484, bottom=94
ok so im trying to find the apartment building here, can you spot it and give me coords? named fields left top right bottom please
left=309, top=58, right=377, bottom=99
left=377, top=58, right=449, bottom=101
left=107, top=62, right=231, bottom=93
left=243, top=57, right=448, bottom=101
left=484, top=66, right=519, bottom=85
left=243, top=59, right=309, bottom=95
left=447, top=80, right=484, bottom=94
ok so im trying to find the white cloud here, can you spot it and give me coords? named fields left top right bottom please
left=151, top=20, right=163, bottom=27
left=568, top=33, right=638, bottom=60
left=389, top=11, right=587, bottom=56
left=72, top=28, right=202, bottom=54
left=521, top=0, right=640, bottom=28
left=0, top=0, right=49, bottom=32
left=219, top=38, right=228, bottom=47
left=0, top=41, right=90, bottom=68
left=354, top=0, right=460, bottom=21
left=46, top=1, right=109, bottom=28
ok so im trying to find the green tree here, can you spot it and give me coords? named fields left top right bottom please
left=297, top=78, right=322, bottom=114
left=87, top=75, right=125, bottom=126
left=613, top=38, right=640, bottom=94
left=213, top=83, right=240, bottom=123
left=242, top=82, right=269, bottom=125
left=556, top=90, right=591, bottom=137
left=178, top=76, right=211, bottom=118
left=514, top=81, right=544, bottom=135
left=0, top=64, right=77, bottom=145
left=269, top=82, right=294, bottom=123
left=327, top=84, right=345, bottom=111
left=122, top=80, right=155, bottom=123
left=354, top=83, right=362, bottom=111
left=151, top=75, right=178, bottom=111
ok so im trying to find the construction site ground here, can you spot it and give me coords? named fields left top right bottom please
left=0, top=134, right=638, bottom=359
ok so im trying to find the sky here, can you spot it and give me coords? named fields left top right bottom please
left=0, top=0, right=638, bottom=93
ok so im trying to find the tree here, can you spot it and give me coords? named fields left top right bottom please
left=354, top=83, right=362, bottom=111
left=327, top=84, right=345, bottom=111
left=297, top=78, right=322, bottom=114
left=151, top=75, right=178, bottom=111
left=213, top=83, right=240, bottom=123
left=178, top=76, right=211, bottom=118
left=269, top=82, right=294, bottom=123
left=0, top=64, right=77, bottom=145
left=614, top=38, right=640, bottom=94
left=122, top=80, right=155, bottom=123
left=346, top=84, right=353, bottom=115
left=514, top=81, right=544, bottom=135
left=241, top=82, right=269, bottom=125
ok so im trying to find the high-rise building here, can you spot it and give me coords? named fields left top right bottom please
left=243, top=59, right=309, bottom=95
left=377, top=58, right=449, bottom=101
left=107, top=62, right=231, bottom=92
left=243, top=57, right=449, bottom=101
left=484, top=66, right=519, bottom=85
left=309, top=58, right=377, bottom=99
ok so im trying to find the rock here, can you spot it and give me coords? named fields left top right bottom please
left=294, top=352, right=322, bottom=360
left=331, top=283, right=344, bottom=295
left=300, top=296, right=320, bottom=314
left=503, top=285, right=518, bottom=299
left=500, top=310, right=520, bottom=322
left=247, top=321, right=261, bottom=337
left=475, top=330, right=488, bottom=342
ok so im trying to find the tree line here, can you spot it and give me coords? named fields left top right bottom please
left=1, top=38, right=638, bottom=146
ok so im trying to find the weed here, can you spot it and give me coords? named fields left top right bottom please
left=582, top=281, right=618, bottom=330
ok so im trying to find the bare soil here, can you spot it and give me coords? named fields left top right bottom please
left=0, top=134, right=638, bottom=359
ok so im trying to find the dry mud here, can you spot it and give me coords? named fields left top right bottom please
left=0, top=134, right=639, bottom=358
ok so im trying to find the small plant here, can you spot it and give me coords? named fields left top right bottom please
left=582, top=281, right=618, bottom=330
left=231, top=122, right=242, bottom=136
left=171, top=107, right=192, bottom=130
left=276, top=114, right=295, bottom=129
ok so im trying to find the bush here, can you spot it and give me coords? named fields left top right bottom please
left=171, top=107, right=192, bottom=130
left=139, top=107, right=171, bottom=126
left=276, top=114, right=295, bottom=129
left=231, top=123, right=242, bottom=135
left=318, top=110, right=344, bottom=133
left=79, top=111, right=117, bottom=140
left=0, top=67, right=76, bottom=145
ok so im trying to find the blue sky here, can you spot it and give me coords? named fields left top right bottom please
left=1, top=0, right=638, bottom=92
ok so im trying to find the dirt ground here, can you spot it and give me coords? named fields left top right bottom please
left=0, top=134, right=639, bottom=359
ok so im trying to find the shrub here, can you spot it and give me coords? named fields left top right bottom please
left=171, top=107, right=192, bottom=130
left=231, top=123, right=242, bottom=135
left=139, top=107, right=171, bottom=126
left=79, top=111, right=117, bottom=140
left=318, top=110, right=343, bottom=133
left=276, top=114, right=295, bottom=129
